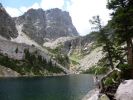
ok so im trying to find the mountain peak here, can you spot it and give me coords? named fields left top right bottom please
left=0, top=3, right=3, bottom=8
left=0, top=3, right=18, bottom=39
left=0, top=3, right=6, bottom=12
left=15, top=8, right=79, bottom=45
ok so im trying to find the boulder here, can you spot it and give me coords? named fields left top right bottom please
left=115, top=80, right=133, bottom=100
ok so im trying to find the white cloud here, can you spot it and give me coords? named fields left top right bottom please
left=5, top=0, right=111, bottom=35
left=67, top=0, right=111, bottom=35
left=31, top=3, right=40, bottom=9
left=5, top=0, right=65, bottom=17
left=5, top=7, right=21, bottom=17
left=40, top=0, right=64, bottom=10
left=5, top=2, right=40, bottom=17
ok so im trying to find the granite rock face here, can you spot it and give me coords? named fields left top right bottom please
left=15, top=8, right=78, bottom=45
left=0, top=3, right=18, bottom=39
left=45, top=8, right=78, bottom=39
left=62, top=33, right=96, bottom=55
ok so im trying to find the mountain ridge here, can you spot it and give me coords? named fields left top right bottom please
left=15, top=8, right=79, bottom=45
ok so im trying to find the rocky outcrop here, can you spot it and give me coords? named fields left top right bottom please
left=0, top=3, right=18, bottom=39
left=45, top=8, right=78, bottom=39
left=63, top=34, right=94, bottom=54
left=115, top=80, right=133, bottom=100
left=15, top=8, right=78, bottom=45
left=43, top=36, right=76, bottom=49
left=0, top=65, right=20, bottom=77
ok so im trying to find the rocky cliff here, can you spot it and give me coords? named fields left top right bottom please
left=0, top=3, right=104, bottom=75
left=15, top=8, right=78, bottom=45
left=0, top=3, right=18, bottom=40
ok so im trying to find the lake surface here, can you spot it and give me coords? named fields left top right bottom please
left=0, top=74, right=95, bottom=100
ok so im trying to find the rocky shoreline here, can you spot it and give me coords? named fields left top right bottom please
left=82, top=89, right=110, bottom=100
left=82, top=89, right=99, bottom=100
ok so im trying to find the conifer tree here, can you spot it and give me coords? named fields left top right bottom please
left=90, top=16, right=114, bottom=69
left=107, top=0, right=133, bottom=69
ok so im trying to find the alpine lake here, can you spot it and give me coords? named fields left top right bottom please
left=0, top=74, right=95, bottom=100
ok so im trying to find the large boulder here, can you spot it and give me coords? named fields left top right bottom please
left=115, top=80, right=133, bottom=100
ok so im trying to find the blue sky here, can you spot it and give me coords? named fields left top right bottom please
left=2, top=0, right=111, bottom=36
left=2, top=0, right=41, bottom=8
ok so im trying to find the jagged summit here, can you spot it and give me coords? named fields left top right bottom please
left=0, top=3, right=2, bottom=8
left=15, top=8, right=79, bottom=45
left=0, top=3, right=6, bottom=12
left=0, top=3, right=4, bottom=9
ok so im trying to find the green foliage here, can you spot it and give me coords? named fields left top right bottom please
left=23, top=49, right=64, bottom=74
left=107, top=0, right=133, bottom=77
left=104, top=77, right=114, bottom=86
left=90, top=15, right=126, bottom=70
left=45, top=46, right=70, bottom=68
left=71, top=59, right=79, bottom=65
left=82, top=66, right=109, bottom=75
left=0, top=49, right=65, bottom=76
left=104, top=70, right=121, bottom=86
left=118, top=64, right=132, bottom=79
left=90, top=16, right=117, bottom=69
left=118, top=64, right=131, bottom=70
left=55, top=54, right=70, bottom=68
left=47, top=45, right=63, bottom=54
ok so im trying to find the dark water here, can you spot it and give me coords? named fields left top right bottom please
left=0, top=74, right=95, bottom=100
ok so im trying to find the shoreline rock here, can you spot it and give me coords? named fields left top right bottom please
left=82, top=89, right=110, bottom=100
left=82, top=89, right=99, bottom=100
left=115, top=80, right=133, bottom=100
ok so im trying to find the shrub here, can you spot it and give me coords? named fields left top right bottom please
left=83, top=66, right=109, bottom=75
left=118, top=64, right=132, bottom=79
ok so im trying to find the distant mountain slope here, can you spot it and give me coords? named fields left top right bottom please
left=0, top=38, right=71, bottom=75
left=45, top=33, right=103, bottom=72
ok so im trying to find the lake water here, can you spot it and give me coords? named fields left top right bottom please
left=0, top=74, right=95, bottom=100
